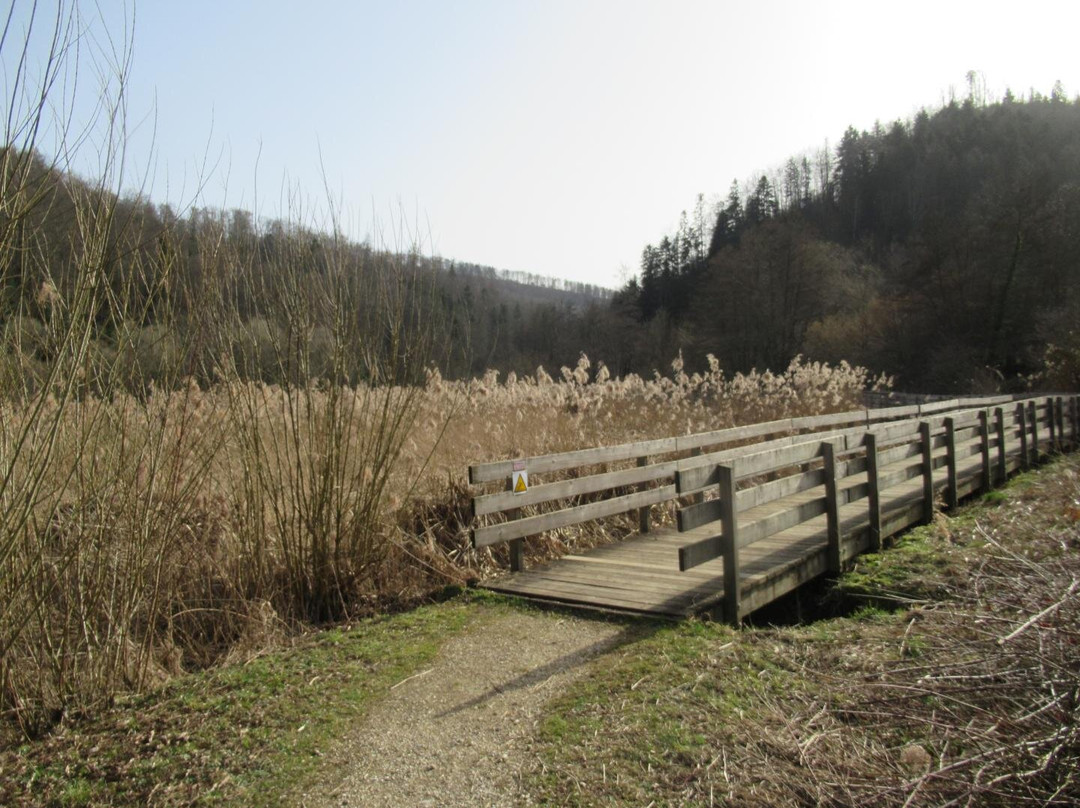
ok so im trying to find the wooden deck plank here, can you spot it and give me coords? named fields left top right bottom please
left=483, top=584, right=693, bottom=615
left=487, top=574, right=717, bottom=615
left=523, top=558, right=718, bottom=589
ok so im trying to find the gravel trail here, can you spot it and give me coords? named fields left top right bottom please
left=311, top=609, right=627, bottom=807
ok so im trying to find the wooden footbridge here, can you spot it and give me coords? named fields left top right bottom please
left=468, top=395, right=1078, bottom=623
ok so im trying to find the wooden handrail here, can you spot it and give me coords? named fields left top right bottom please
left=467, top=395, right=1071, bottom=568
left=667, top=396, right=1077, bottom=624
left=467, top=396, right=1019, bottom=484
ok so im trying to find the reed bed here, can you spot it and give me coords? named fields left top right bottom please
left=0, top=351, right=882, bottom=734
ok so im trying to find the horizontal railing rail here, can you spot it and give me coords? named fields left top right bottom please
left=671, top=395, right=1077, bottom=624
left=467, top=394, right=1045, bottom=571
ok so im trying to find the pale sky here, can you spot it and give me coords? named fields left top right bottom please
left=10, top=0, right=1080, bottom=288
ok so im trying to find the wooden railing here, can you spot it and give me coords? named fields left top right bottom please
left=467, top=394, right=1049, bottom=571
left=672, top=395, right=1078, bottom=623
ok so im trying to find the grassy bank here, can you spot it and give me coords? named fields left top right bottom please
left=0, top=593, right=505, bottom=807
left=523, top=454, right=1080, bottom=806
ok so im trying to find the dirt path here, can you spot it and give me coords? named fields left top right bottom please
left=308, top=609, right=628, bottom=807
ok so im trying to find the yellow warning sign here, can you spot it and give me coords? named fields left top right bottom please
left=512, top=470, right=528, bottom=494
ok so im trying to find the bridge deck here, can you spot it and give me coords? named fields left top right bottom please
left=484, top=441, right=1018, bottom=618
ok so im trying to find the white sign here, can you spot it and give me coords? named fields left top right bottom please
left=512, top=460, right=528, bottom=494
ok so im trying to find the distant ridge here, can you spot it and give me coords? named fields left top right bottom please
left=438, top=259, right=615, bottom=310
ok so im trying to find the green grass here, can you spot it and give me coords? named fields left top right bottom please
left=523, top=457, right=1080, bottom=806
left=0, top=591, right=511, bottom=807
left=835, top=465, right=1045, bottom=605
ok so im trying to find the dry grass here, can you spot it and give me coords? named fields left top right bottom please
left=527, top=454, right=1080, bottom=807
left=0, top=342, right=881, bottom=734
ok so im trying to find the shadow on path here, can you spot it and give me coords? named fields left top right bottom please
left=436, top=619, right=653, bottom=719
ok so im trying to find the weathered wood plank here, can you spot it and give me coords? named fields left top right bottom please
left=876, top=440, right=924, bottom=467
left=919, top=399, right=962, bottom=415
left=562, top=554, right=723, bottom=580
left=512, top=565, right=720, bottom=598
left=468, top=417, right=801, bottom=483
left=979, top=409, right=992, bottom=492
left=874, top=403, right=921, bottom=419
left=717, top=465, right=740, bottom=625
left=472, top=458, right=679, bottom=516
left=865, top=431, right=882, bottom=551
left=823, top=440, right=842, bottom=573
left=487, top=578, right=701, bottom=615
left=944, top=417, right=958, bottom=510
left=1030, top=400, right=1040, bottom=463
left=870, top=419, right=923, bottom=445
left=995, top=407, right=1008, bottom=484
left=794, top=409, right=868, bottom=430
left=472, top=485, right=675, bottom=546
left=637, top=455, right=652, bottom=534
left=678, top=467, right=827, bottom=532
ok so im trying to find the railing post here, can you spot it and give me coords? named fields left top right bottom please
left=1065, top=396, right=1072, bottom=447
left=865, top=432, right=882, bottom=552
left=689, top=447, right=704, bottom=505
left=717, top=464, right=740, bottom=627
left=1029, top=400, right=1039, bottom=464
left=1067, top=395, right=1075, bottom=447
left=822, top=440, right=842, bottom=573
left=1047, top=397, right=1057, bottom=453
left=995, top=407, right=1007, bottom=483
left=1056, top=397, right=1065, bottom=451
left=505, top=468, right=526, bottom=572
left=978, top=410, right=992, bottom=491
left=920, top=421, right=934, bottom=524
left=637, top=455, right=651, bottom=533
left=944, top=417, right=958, bottom=510
left=1018, top=404, right=1029, bottom=471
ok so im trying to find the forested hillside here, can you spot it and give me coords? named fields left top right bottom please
left=0, top=150, right=614, bottom=387
left=5, top=87, right=1078, bottom=392
left=617, top=86, right=1080, bottom=391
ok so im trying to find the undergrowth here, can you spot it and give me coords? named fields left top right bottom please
left=524, top=454, right=1080, bottom=807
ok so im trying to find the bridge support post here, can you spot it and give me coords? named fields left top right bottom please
left=1018, top=404, right=1029, bottom=471
left=865, top=432, right=882, bottom=552
left=822, top=441, right=843, bottom=573
left=944, top=417, right=958, bottom=510
left=717, top=464, right=740, bottom=627
left=919, top=421, right=934, bottom=524
left=978, top=410, right=992, bottom=492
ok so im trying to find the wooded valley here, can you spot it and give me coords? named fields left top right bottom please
left=6, top=85, right=1078, bottom=394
